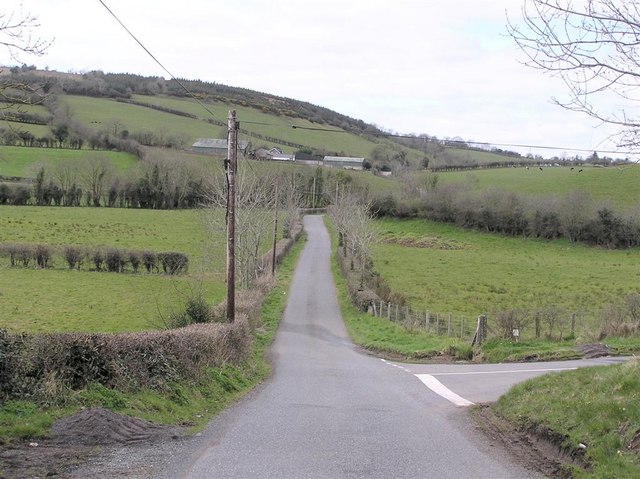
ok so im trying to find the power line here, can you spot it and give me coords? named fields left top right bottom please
left=96, top=0, right=224, bottom=125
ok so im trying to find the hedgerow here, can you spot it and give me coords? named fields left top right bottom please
left=0, top=243, right=188, bottom=275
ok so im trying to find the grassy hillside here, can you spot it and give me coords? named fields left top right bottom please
left=372, top=218, right=640, bottom=330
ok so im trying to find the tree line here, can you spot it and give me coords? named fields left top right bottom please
left=371, top=185, right=640, bottom=249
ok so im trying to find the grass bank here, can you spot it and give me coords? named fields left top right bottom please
left=493, top=358, right=640, bottom=478
left=0, top=232, right=304, bottom=443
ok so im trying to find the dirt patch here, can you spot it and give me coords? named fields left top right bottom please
left=381, top=235, right=466, bottom=250
left=472, top=405, right=590, bottom=478
left=0, top=408, right=185, bottom=479
left=575, top=343, right=610, bottom=359
left=629, top=431, right=640, bottom=452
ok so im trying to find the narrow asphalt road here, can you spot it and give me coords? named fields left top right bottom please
left=162, top=215, right=536, bottom=479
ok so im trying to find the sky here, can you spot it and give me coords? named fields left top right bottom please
left=2, top=0, right=635, bottom=159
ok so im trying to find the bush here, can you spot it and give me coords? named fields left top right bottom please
left=128, top=251, right=141, bottom=273
left=63, top=246, right=85, bottom=270
left=34, top=244, right=52, bottom=268
left=105, top=249, right=126, bottom=273
left=159, top=252, right=188, bottom=275
left=141, top=251, right=157, bottom=273
left=90, top=248, right=105, bottom=271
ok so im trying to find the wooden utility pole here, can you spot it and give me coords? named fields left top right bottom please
left=271, top=182, right=279, bottom=276
left=226, top=110, right=238, bottom=322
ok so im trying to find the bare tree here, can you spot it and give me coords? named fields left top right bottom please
left=508, top=0, right=640, bottom=147
left=79, top=156, right=113, bottom=206
left=1, top=8, right=50, bottom=108
left=205, top=168, right=301, bottom=288
left=329, top=191, right=377, bottom=288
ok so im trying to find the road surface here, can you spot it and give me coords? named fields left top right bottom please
left=162, top=215, right=538, bottom=479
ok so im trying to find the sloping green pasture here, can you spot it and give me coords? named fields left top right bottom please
left=372, top=218, right=640, bottom=333
left=0, top=206, right=227, bottom=333
left=428, top=165, right=640, bottom=207
left=0, top=146, right=138, bottom=177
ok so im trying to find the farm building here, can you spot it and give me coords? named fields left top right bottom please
left=323, top=156, right=365, bottom=170
left=191, top=138, right=251, bottom=156
left=253, top=147, right=295, bottom=161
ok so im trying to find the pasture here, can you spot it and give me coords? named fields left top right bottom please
left=372, top=218, right=640, bottom=334
left=0, top=206, right=227, bottom=333
left=428, top=164, right=640, bottom=207
left=0, top=146, right=138, bottom=177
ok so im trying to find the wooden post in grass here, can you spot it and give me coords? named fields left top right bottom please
left=387, top=302, right=391, bottom=320
left=571, top=313, right=576, bottom=336
left=426, top=311, right=430, bottom=330
left=448, top=314, right=452, bottom=336
left=461, top=316, right=465, bottom=339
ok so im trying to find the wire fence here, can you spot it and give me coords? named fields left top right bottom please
left=370, top=300, right=479, bottom=341
left=369, top=299, right=583, bottom=344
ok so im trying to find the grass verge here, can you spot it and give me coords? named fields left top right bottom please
left=0, top=233, right=305, bottom=443
left=493, top=358, right=640, bottom=478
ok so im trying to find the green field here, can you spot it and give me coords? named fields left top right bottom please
left=0, top=146, right=138, bottom=177
left=0, top=206, right=228, bottom=333
left=0, top=121, right=52, bottom=140
left=427, top=165, right=640, bottom=207
left=372, top=218, right=640, bottom=332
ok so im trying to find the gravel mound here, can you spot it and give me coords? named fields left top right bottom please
left=50, top=408, right=183, bottom=446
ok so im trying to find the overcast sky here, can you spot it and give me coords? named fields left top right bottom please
left=2, top=0, right=634, bottom=159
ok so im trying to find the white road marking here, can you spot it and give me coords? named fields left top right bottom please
left=415, top=374, right=475, bottom=407
left=429, top=367, right=578, bottom=376
left=380, top=358, right=412, bottom=373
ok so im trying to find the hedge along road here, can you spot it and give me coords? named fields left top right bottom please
left=163, top=215, right=534, bottom=479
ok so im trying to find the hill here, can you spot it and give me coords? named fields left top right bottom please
left=0, top=67, right=527, bottom=171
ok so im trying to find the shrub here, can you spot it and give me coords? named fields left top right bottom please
left=159, top=252, right=188, bottom=275
left=105, top=249, right=126, bottom=273
left=141, top=251, right=157, bottom=273
left=128, top=251, right=141, bottom=273
left=90, top=248, right=105, bottom=271
left=63, top=246, right=85, bottom=270
left=34, top=244, right=52, bottom=269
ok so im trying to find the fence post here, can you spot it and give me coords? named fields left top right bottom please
left=571, top=313, right=576, bottom=336
left=436, top=314, right=440, bottom=335
left=425, top=311, right=430, bottom=331
left=447, top=314, right=452, bottom=336
left=461, top=316, right=465, bottom=339
left=387, top=302, right=391, bottom=320
left=395, top=304, right=399, bottom=322
left=471, top=314, right=488, bottom=346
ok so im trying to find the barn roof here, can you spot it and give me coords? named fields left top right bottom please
left=192, top=138, right=250, bottom=150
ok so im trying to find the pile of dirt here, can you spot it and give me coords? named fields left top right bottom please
left=0, top=408, right=186, bottom=479
left=575, top=343, right=610, bottom=359
left=50, top=407, right=183, bottom=446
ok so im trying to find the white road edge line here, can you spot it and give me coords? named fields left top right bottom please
left=430, top=367, right=578, bottom=376
left=416, top=374, right=475, bottom=407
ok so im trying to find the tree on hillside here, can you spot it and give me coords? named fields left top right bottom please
left=508, top=0, right=640, bottom=147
